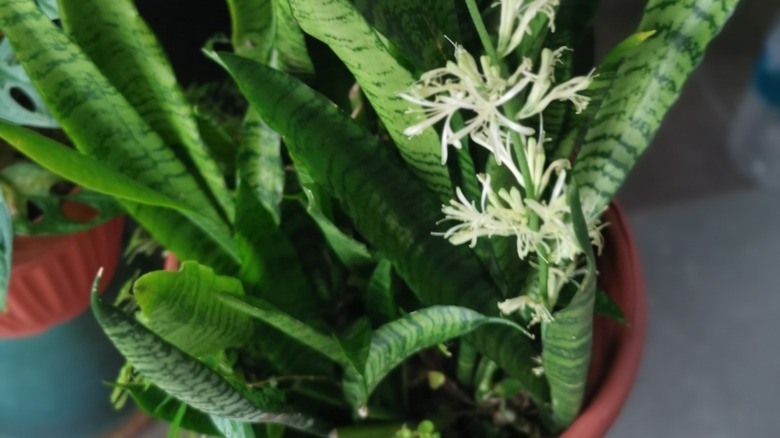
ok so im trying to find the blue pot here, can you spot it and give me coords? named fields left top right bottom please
left=0, top=307, right=135, bottom=437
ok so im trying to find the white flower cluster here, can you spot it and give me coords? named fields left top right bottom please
left=399, top=0, right=603, bottom=322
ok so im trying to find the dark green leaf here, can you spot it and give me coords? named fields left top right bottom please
left=343, top=305, right=530, bottom=412
left=91, top=281, right=329, bottom=435
left=594, top=288, right=626, bottom=325
left=226, top=0, right=275, bottom=62
left=339, top=318, right=372, bottom=375
left=288, top=0, right=452, bottom=200
left=118, top=383, right=222, bottom=436
left=218, top=52, right=546, bottom=404
left=0, top=0, right=225, bottom=224
left=352, top=0, right=459, bottom=71
left=270, top=0, right=315, bottom=76
left=59, top=0, right=234, bottom=223
left=365, top=260, right=397, bottom=326
left=0, top=120, right=241, bottom=265
left=218, top=293, right=348, bottom=366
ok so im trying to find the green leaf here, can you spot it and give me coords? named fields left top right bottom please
left=118, top=383, right=223, bottom=436
left=365, top=260, right=397, bottom=326
left=212, top=415, right=256, bottom=438
left=195, top=110, right=240, bottom=177
left=0, top=0, right=225, bottom=225
left=343, top=305, right=530, bottom=412
left=133, top=262, right=253, bottom=357
left=91, top=281, right=329, bottom=434
left=218, top=53, right=546, bottom=404
left=553, top=30, right=657, bottom=161
left=0, top=192, right=12, bottom=311
left=237, top=112, right=284, bottom=226
left=573, top=0, right=739, bottom=216
left=58, top=0, right=234, bottom=223
left=338, top=318, right=372, bottom=375
left=540, top=182, right=597, bottom=430
left=0, top=120, right=241, bottom=265
left=0, top=38, right=58, bottom=128
left=288, top=0, right=452, bottom=200
left=270, top=0, right=315, bottom=76
left=218, top=294, right=348, bottom=366
left=594, top=288, right=626, bottom=325
left=298, top=169, right=373, bottom=269
left=352, top=0, right=459, bottom=71
left=227, top=0, right=275, bottom=62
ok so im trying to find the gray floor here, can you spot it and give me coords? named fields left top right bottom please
left=143, top=0, right=780, bottom=437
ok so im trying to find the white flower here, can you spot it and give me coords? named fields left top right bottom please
left=496, top=0, right=560, bottom=58
left=399, top=46, right=536, bottom=164
left=498, top=294, right=554, bottom=327
left=517, top=47, right=594, bottom=120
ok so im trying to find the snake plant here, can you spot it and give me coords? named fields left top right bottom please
left=0, top=0, right=737, bottom=435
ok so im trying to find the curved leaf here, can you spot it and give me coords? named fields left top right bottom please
left=0, top=0, right=223, bottom=225
left=539, top=182, right=597, bottom=430
left=343, top=306, right=530, bottom=412
left=91, top=285, right=329, bottom=435
left=0, top=120, right=241, bottom=265
left=219, top=294, right=347, bottom=366
left=288, top=0, right=452, bottom=200
left=58, top=0, right=234, bottom=222
left=227, top=0, right=275, bottom=62
left=573, top=0, right=739, bottom=216
left=352, top=0, right=459, bottom=71
left=219, top=52, right=548, bottom=402
left=134, top=262, right=253, bottom=357
left=271, top=0, right=314, bottom=76
left=118, top=383, right=223, bottom=436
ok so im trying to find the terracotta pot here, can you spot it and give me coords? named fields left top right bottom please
left=561, top=203, right=647, bottom=437
left=0, top=216, right=125, bottom=337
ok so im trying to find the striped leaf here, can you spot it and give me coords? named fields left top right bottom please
left=0, top=192, right=11, bottom=311
left=353, top=0, right=459, bottom=71
left=573, top=0, right=739, bottom=216
left=288, top=0, right=453, bottom=200
left=237, top=114, right=284, bottom=225
left=540, top=182, right=597, bottom=430
left=133, top=262, right=253, bottom=357
left=0, top=0, right=223, bottom=225
left=58, top=0, right=234, bottom=222
left=219, top=52, right=547, bottom=402
left=0, top=120, right=241, bottom=266
left=553, top=30, right=657, bottom=161
left=118, top=383, right=222, bottom=436
left=219, top=293, right=349, bottom=366
left=91, top=284, right=330, bottom=435
left=342, top=306, right=531, bottom=412
left=271, top=0, right=315, bottom=76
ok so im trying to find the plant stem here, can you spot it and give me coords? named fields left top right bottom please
left=465, top=0, right=500, bottom=64
left=465, top=0, right=551, bottom=304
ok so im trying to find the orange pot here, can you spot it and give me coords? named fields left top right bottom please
left=0, top=217, right=125, bottom=338
left=561, top=203, right=647, bottom=437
